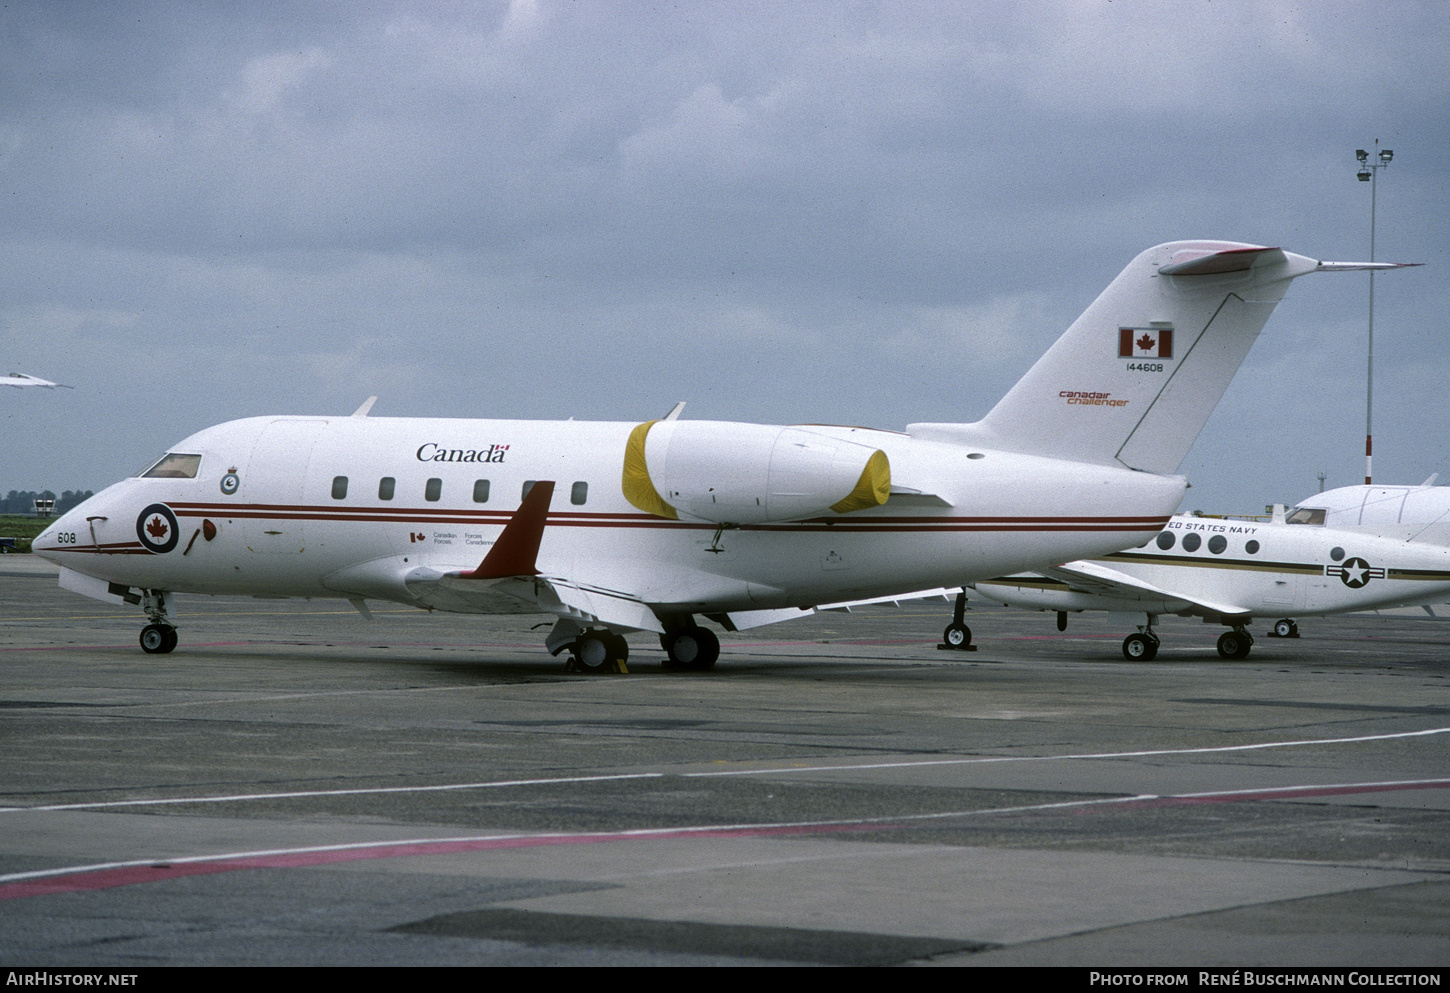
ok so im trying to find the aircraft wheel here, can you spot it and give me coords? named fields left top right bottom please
left=140, top=624, right=177, bottom=654
left=1122, top=633, right=1157, bottom=661
left=664, top=626, right=719, bottom=670
left=943, top=622, right=972, bottom=648
left=572, top=631, right=620, bottom=674
left=1216, top=630, right=1252, bottom=660
left=1273, top=618, right=1297, bottom=638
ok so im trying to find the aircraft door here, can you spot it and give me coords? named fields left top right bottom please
left=242, top=419, right=327, bottom=554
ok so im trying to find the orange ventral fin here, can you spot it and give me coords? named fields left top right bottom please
left=459, top=481, right=555, bottom=579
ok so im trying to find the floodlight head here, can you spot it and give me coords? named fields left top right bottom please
left=1380, top=149, right=1393, bottom=163
left=1356, top=149, right=1368, bottom=162
left=1358, top=168, right=1372, bottom=181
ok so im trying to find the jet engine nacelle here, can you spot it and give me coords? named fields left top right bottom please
left=622, top=419, right=890, bottom=525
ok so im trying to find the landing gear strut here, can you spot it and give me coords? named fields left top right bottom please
left=939, top=590, right=975, bottom=651
left=1120, top=613, right=1160, bottom=660
left=138, top=590, right=178, bottom=654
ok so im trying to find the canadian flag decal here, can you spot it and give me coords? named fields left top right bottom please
left=1119, top=327, right=1173, bottom=358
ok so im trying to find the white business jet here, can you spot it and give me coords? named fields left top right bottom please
left=1, top=372, right=70, bottom=389
left=973, top=506, right=1450, bottom=660
left=32, top=241, right=1406, bottom=671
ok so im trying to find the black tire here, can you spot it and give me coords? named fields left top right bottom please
left=1123, top=633, right=1156, bottom=661
left=665, top=627, right=719, bottom=670
left=1217, top=631, right=1251, bottom=659
left=943, top=623, right=971, bottom=648
left=1273, top=619, right=1295, bottom=638
left=573, top=632, right=616, bottom=673
left=140, top=624, right=176, bottom=654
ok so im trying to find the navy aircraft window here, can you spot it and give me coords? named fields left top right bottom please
left=571, top=481, right=588, bottom=505
left=1286, top=508, right=1326, bottom=525
left=331, top=476, right=348, bottom=500
left=378, top=477, right=395, bottom=500
left=522, top=480, right=537, bottom=499
left=140, top=453, right=202, bottom=479
left=473, top=479, right=490, bottom=503
left=1181, top=533, right=1202, bottom=552
left=1208, top=535, right=1226, bottom=554
left=425, top=478, right=442, bottom=502
left=1330, top=546, right=1345, bottom=561
left=1245, top=540, right=1260, bottom=554
left=1156, top=531, right=1175, bottom=550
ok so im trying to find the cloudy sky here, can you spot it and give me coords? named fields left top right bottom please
left=2, top=0, right=1447, bottom=514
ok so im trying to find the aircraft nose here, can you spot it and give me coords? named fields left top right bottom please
left=31, top=503, right=95, bottom=565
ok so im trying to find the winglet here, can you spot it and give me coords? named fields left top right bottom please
left=459, top=481, right=555, bottom=579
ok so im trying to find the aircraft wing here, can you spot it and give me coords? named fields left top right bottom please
left=715, top=587, right=958, bottom=631
left=1044, top=559, right=1252, bottom=617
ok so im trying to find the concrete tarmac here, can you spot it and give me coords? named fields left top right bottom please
left=1, top=555, right=1447, bottom=966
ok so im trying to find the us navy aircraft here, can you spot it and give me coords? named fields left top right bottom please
left=973, top=505, right=1450, bottom=660
left=32, top=241, right=1408, bottom=671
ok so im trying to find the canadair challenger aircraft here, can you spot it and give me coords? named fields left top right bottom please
left=973, top=506, right=1450, bottom=660
left=33, top=242, right=1408, bottom=671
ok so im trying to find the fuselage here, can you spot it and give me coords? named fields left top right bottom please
left=36, top=414, right=1184, bottom=617
left=976, top=512, right=1450, bottom=619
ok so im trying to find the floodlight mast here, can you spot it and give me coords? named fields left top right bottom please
left=1355, top=140, right=1392, bottom=484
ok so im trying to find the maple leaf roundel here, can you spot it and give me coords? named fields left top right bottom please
left=136, top=503, right=180, bottom=554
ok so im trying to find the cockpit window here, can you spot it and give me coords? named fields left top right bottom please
left=139, top=453, right=202, bottom=479
left=1284, top=507, right=1325, bottom=526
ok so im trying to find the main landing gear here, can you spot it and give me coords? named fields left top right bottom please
left=544, top=617, right=721, bottom=674
left=1120, top=614, right=1160, bottom=660
left=568, top=629, right=631, bottom=674
left=939, top=590, right=975, bottom=651
left=1216, top=627, right=1254, bottom=659
left=661, top=625, right=720, bottom=671
left=138, top=590, right=178, bottom=654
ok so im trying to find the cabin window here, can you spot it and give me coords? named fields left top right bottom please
left=1155, top=531, right=1175, bottom=550
left=1181, top=533, right=1202, bottom=552
left=1207, top=535, right=1226, bottom=554
left=571, top=481, right=588, bottom=506
left=1285, top=508, right=1326, bottom=526
left=1245, top=540, right=1260, bottom=554
left=378, top=477, right=395, bottom=500
left=522, top=480, right=537, bottom=499
left=140, top=453, right=202, bottom=479
left=425, top=478, right=442, bottom=502
left=1330, top=546, right=1345, bottom=561
left=331, top=476, right=348, bottom=500
left=473, top=479, right=490, bottom=503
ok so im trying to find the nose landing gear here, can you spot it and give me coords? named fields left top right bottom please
left=138, top=590, right=178, bottom=654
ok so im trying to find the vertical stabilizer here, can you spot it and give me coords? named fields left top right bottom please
left=910, top=241, right=1342, bottom=473
left=979, top=241, right=1320, bottom=473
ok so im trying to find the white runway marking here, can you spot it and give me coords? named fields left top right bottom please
left=3, top=776, right=1445, bottom=895
left=2, top=726, right=1443, bottom=814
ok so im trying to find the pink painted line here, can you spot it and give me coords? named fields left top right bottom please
left=0, top=822, right=879, bottom=901
left=8, top=778, right=1448, bottom=902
